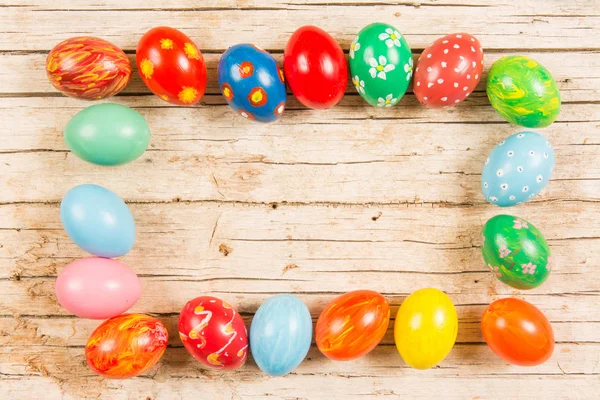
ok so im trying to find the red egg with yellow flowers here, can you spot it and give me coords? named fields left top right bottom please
left=136, top=26, right=207, bottom=105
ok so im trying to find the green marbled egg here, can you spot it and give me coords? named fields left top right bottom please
left=481, top=214, right=552, bottom=290
left=486, top=56, right=560, bottom=128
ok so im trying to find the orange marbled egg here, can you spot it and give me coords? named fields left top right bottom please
left=85, top=314, right=168, bottom=379
left=46, top=37, right=131, bottom=100
left=316, top=290, right=390, bottom=361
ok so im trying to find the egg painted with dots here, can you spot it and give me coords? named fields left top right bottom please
left=482, top=131, right=555, bottom=207
left=413, top=33, right=483, bottom=107
left=349, top=22, right=413, bottom=108
left=218, top=44, right=286, bottom=123
left=487, top=56, right=560, bottom=128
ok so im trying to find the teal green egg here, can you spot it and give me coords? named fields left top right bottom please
left=482, top=214, right=552, bottom=290
left=486, top=56, right=560, bottom=128
left=65, top=103, right=151, bottom=166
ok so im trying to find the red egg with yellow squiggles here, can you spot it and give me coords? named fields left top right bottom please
left=136, top=26, right=207, bottom=105
left=178, top=296, right=248, bottom=370
left=85, top=314, right=168, bottom=379
left=46, top=36, right=131, bottom=100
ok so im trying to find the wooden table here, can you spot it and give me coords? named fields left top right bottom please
left=1, top=1, right=599, bottom=398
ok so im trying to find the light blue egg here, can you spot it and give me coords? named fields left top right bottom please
left=250, top=294, right=312, bottom=376
left=60, top=184, right=135, bottom=257
left=482, top=131, right=555, bottom=207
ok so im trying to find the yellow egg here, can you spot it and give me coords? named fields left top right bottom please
left=394, top=288, right=458, bottom=369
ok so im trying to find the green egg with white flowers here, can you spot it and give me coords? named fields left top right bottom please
left=65, top=103, right=151, bottom=166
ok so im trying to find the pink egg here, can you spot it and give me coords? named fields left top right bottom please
left=55, top=257, right=141, bottom=319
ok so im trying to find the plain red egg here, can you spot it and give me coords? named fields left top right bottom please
left=413, top=33, right=483, bottom=108
left=284, top=25, right=348, bottom=109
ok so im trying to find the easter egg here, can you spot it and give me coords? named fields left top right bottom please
left=482, top=298, right=554, bottom=366
left=60, top=184, right=135, bottom=258
left=482, top=214, right=552, bottom=290
left=136, top=26, right=207, bottom=105
left=218, top=44, right=286, bottom=122
left=349, top=22, right=413, bottom=108
left=46, top=37, right=131, bottom=100
left=394, top=288, right=457, bottom=370
left=55, top=257, right=141, bottom=319
left=482, top=131, right=555, bottom=207
left=316, top=290, right=390, bottom=361
left=178, top=296, right=248, bottom=370
left=413, top=33, right=483, bottom=107
left=65, top=103, right=150, bottom=166
left=284, top=25, right=348, bottom=109
left=86, top=314, right=168, bottom=378
left=487, top=55, right=560, bottom=128
left=250, top=294, right=312, bottom=376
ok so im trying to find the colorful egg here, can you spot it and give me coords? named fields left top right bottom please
left=349, top=22, right=413, bottom=108
left=482, top=214, right=552, bottom=290
left=487, top=56, right=560, bottom=128
left=65, top=103, right=150, bottom=166
left=46, top=37, right=131, bottom=100
left=284, top=25, right=348, bottom=109
left=86, top=314, right=168, bottom=378
left=482, top=298, right=554, bottom=366
left=315, top=290, right=390, bottom=361
left=250, top=294, right=312, bottom=376
left=60, top=184, right=135, bottom=258
left=482, top=131, right=555, bottom=207
left=136, top=26, right=207, bottom=105
left=55, top=257, right=141, bottom=319
left=394, top=288, right=457, bottom=370
left=413, top=33, right=483, bottom=107
left=178, top=296, right=248, bottom=370
left=218, top=44, right=286, bottom=122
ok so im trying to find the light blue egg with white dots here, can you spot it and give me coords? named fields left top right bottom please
left=482, top=131, right=555, bottom=207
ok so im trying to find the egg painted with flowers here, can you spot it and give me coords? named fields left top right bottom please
left=349, top=22, right=413, bottom=108
left=46, top=37, right=131, bottom=100
left=413, top=33, right=483, bottom=107
left=178, top=296, right=248, bottom=370
left=482, top=214, right=552, bottom=290
left=487, top=55, right=560, bottom=128
left=136, top=26, right=207, bottom=105
left=218, top=44, right=286, bottom=122
left=482, top=131, right=555, bottom=207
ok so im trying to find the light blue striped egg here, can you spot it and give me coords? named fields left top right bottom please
left=250, top=294, right=312, bottom=376
left=482, top=131, right=555, bottom=207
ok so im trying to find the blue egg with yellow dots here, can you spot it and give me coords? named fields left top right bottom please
left=218, top=43, right=286, bottom=123
left=250, top=294, right=312, bottom=376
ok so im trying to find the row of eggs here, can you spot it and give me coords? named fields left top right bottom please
left=46, top=25, right=560, bottom=127
left=69, top=289, right=555, bottom=379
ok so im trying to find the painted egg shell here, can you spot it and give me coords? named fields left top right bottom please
left=218, top=44, right=286, bottom=122
left=250, top=294, right=312, bottom=376
left=136, top=26, right=207, bottom=105
left=487, top=55, right=560, bottom=128
left=482, top=131, right=555, bottom=207
left=482, top=214, right=552, bottom=290
left=178, top=296, right=248, bottom=370
left=284, top=25, right=348, bottom=109
left=413, top=33, right=483, bottom=107
left=60, top=184, right=135, bottom=258
left=482, top=298, right=554, bottom=366
left=46, top=36, right=131, bottom=100
left=86, top=314, right=168, bottom=378
left=349, top=22, right=413, bottom=108
left=55, top=257, right=141, bottom=319
left=394, top=288, right=457, bottom=370
left=316, top=290, right=390, bottom=361
left=65, top=103, right=150, bottom=166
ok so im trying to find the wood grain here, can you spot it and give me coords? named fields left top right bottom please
left=1, top=0, right=599, bottom=399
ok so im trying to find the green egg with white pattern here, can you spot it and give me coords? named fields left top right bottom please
left=349, top=22, right=413, bottom=108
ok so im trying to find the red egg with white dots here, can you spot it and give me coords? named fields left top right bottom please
left=413, top=33, right=483, bottom=108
